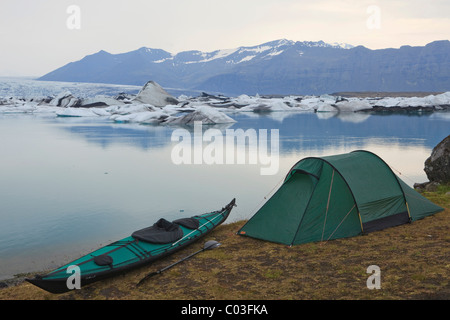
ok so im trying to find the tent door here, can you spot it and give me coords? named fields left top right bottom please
left=362, top=211, right=410, bottom=233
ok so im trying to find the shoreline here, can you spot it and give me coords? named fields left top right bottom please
left=1, top=184, right=448, bottom=300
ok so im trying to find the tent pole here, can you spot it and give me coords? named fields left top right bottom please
left=358, top=211, right=364, bottom=234
left=406, top=202, right=412, bottom=222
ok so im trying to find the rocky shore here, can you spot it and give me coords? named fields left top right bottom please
left=415, top=135, right=450, bottom=192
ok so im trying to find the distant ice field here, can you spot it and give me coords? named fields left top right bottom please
left=0, top=77, right=142, bottom=98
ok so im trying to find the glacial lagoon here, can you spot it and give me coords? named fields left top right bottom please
left=0, top=110, right=449, bottom=280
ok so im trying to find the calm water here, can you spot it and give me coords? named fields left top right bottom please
left=0, top=111, right=449, bottom=279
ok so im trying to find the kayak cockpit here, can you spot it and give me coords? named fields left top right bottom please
left=131, top=217, right=200, bottom=244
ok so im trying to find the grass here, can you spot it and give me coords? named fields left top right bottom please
left=1, top=185, right=449, bottom=300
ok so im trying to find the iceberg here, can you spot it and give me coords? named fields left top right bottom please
left=80, top=95, right=125, bottom=108
left=163, top=105, right=237, bottom=125
left=335, top=99, right=373, bottom=112
left=50, top=91, right=80, bottom=108
left=298, top=96, right=334, bottom=111
left=133, top=81, right=179, bottom=107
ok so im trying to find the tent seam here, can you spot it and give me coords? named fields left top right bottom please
left=290, top=174, right=320, bottom=246
left=306, top=157, right=362, bottom=234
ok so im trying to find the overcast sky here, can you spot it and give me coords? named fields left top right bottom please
left=1, top=0, right=449, bottom=77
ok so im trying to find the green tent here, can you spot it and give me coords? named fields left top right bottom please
left=238, top=150, right=444, bottom=245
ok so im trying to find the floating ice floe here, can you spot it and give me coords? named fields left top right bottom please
left=56, top=107, right=111, bottom=117
left=110, top=110, right=170, bottom=124
left=240, top=100, right=295, bottom=112
left=106, top=103, right=159, bottom=115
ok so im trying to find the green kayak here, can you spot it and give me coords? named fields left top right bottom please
left=27, top=198, right=236, bottom=294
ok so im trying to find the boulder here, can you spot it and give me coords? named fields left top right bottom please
left=133, top=81, right=179, bottom=107
left=424, top=135, right=450, bottom=183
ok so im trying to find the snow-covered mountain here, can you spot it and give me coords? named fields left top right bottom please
left=146, top=39, right=353, bottom=65
left=39, top=39, right=450, bottom=96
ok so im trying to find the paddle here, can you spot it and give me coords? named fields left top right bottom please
left=136, top=240, right=221, bottom=287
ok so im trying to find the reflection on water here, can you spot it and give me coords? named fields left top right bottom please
left=0, top=111, right=448, bottom=279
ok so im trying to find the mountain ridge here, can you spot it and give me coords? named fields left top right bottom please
left=38, top=39, right=450, bottom=96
